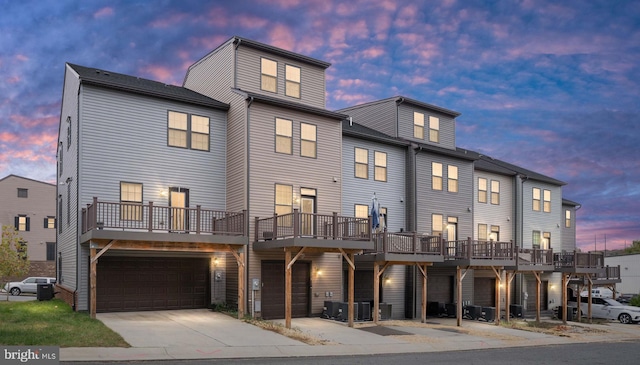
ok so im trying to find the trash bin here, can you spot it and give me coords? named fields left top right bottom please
left=37, top=283, right=54, bottom=301
left=556, top=306, right=574, bottom=321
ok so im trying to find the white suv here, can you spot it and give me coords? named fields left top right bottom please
left=3, top=277, right=57, bottom=296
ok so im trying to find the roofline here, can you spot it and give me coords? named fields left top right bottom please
left=233, top=89, right=347, bottom=120
left=0, top=174, right=55, bottom=186
left=339, top=96, right=461, bottom=118
left=342, top=124, right=409, bottom=147
left=233, top=36, right=331, bottom=69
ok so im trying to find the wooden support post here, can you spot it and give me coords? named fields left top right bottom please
left=490, top=267, right=501, bottom=326
left=285, top=249, right=292, bottom=329
left=373, top=263, right=380, bottom=324
left=561, top=273, right=568, bottom=324
left=505, top=271, right=512, bottom=321
left=420, top=264, right=427, bottom=323
left=237, top=251, right=245, bottom=319
left=348, top=252, right=355, bottom=328
left=534, top=271, right=541, bottom=323
left=90, top=246, right=97, bottom=319
left=456, top=266, right=462, bottom=327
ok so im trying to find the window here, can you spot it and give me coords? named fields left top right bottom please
left=374, top=151, right=387, bottom=182
left=414, top=112, right=424, bottom=139
left=490, top=225, right=500, bottom=241
left=355, top=148, right=368, bottom=179
left=355, top=204, right=369, bottom=235
left=300, top=123, right=316, bottom=158
left=191, top=115, right=210, bottom=151
left=44, top=217, right=56, bottom=229
left=432, top=213, right=443, bottom=236
left=168, top=111, right=210, bottom=151
left=46, top=242, right=55, bottom=261
left=429, top=116, right=439, bottom=143
left=532, top=188, right=541, bottom=211
left=565, top=210, right=571, bottom=228
left=478, top=224, right=488, bottom=240
left=285, top=64, right=300, bottom=98
left=491, top=180, right=500, bottom=205
left=15, top=215, right=29, bottom=231
left=447, top=165, right=458, bottom=192
left=261, top=57, right=277, bottom=92
left=120, top=182, right=143, bottom=221
left=432, top=162, right=443, bottom=190
left=276, top=118, right=293, bottom=154
left=66, top=116, right=71, bottom=149
left=478, top=178, right=487, bottom=203
left=543, top=189, right=551, bottom=213
left=542, top=232, right=551, bottom=250
left=275, top=184, right=293, bottom=223
left=17, top=188, right=28, bottom=198
left=532, top=230, right=541, bottom=249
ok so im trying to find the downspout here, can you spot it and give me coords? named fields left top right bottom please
left=75, top=82, right=81, bottom=309
left=396, top=97, right=405, bottom=138
left=245, top=95, right=253, bottom=316
left=518, top=174, right=529, bottom=306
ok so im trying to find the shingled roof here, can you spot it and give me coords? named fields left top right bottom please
left=67, top=63, right=229, bottom=110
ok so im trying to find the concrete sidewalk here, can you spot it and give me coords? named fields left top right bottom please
left=60, top=310, right=640, bottom=362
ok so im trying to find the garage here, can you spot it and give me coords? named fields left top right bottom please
left=260, top=260, right=310, bottom=320
left=474, top=278, right=496, bottom=307
left=96, top=256, right=210, bottom=312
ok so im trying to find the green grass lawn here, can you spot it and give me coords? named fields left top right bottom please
left=0, top=299, right=129, bottom=347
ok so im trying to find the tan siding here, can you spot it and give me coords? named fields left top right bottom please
left=236, top=46, right=326, bottom=109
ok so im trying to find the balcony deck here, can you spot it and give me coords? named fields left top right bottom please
left=252, top=210, right=373, bottom=251
left=505, top=248, right=555, bottom=271
left=440, top=238, right=516, bottom=267
left=554, top=251, right=606, bottom=274
left=80, top=198, right=248, bottom=247
left=358, top=232, right=444, bottom=263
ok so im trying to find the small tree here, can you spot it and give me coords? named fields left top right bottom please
left=0, top=225, right=30, bottom=300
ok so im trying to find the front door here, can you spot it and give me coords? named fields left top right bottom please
left=170, top=187, right=189, bottom=231
left=300, top=188, right=316, bottom=237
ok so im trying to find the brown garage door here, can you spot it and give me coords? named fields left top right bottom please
left=474, top=278, right=495, bottom=307
left=96, top=256, right=209, bottom=312
left=260, top=261, right=310, bottom=320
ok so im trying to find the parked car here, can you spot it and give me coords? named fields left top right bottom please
left=574, top=297, right=640, bottom=324
left=3, top=277, right=57, bottom=296
left=580, top=287, right=620, bottom=298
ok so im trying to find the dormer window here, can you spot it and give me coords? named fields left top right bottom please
left=261, top=58, right=277, bottom=93
left=285, top=64, right=300, bottom=98
left=429, top=116, right=440, bottom=143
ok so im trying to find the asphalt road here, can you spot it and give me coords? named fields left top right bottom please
left=62, top=340, right=640, bottom=365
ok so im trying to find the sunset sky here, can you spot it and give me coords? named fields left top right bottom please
left=1, top=0, right=638, bottom=251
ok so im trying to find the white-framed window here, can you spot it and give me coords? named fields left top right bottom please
left=491, top=180, right=500, bottom=205
left=374, top=151, right=387, bottom=182
left=275, top=118, right=293, bottom=154
left=300, top=123, right=316, bottom=158
left=447, top=165, right=458, bottom=193
left=532, top=188, right=541, bottom=211
left=355, top=147, right=368, bottom=179
left=120, top=182, right=143, bottom=221
left=565, top=209, right=571, bottom=228
left=261, top=57, right=277, bottom=92
left=478, top=223, right=487, bottom=240
left=414, top=112, right=424, bottom=139
left=432, top=162, right=443, bottom=190
left=543, top=189, right=551, bottom=213
left=532, top=230, right=541, bottom=249
left=168, top=111, right=210, bottom=151
left=285, top=64, right=301, bottom=98
left=429, top=116, right=439, bottom=143
left=478, top=178, right=487, bottom=203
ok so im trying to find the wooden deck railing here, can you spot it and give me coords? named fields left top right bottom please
left=364, top=232, right=443, bottom=255
left=592, top=265, right=621, bottom=281
left=254, top=209, right=371, bottom=242
left=553, top=251, right=604, bottom=270
left=514, top=247, right=554, bottom=266
left=444, top=238, right=515, bottom=261
left=81, top=197, right=246, bottom=236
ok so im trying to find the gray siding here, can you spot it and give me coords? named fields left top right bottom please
left=473, top=171, right=515, bottom=242
left=226, top=94, right=248, bottom=212
left=415, top=152, right=474, bottom=239
left=183, top=40, right=235, bottom=103
left=341, top=136, right=406, bottom=232
left=236, top=46, right=327, bottom=109
left=561, top=201, right=577, bottom=252
left=521, top=180, right=563, bottom=250
left=398, top=103, right=456, bottom=150
left=58, top=66, right=81, bottom=289
left=340, top=99, right=398, bottom=137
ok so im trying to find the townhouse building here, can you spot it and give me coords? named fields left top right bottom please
left=57, top=36, right=614, bottom=324
left=0, top=175, right=56, bottom=278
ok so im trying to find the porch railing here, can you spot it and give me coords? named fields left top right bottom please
left=81, top=197, right=246, bottom=236
left=444, top=238, right=515, bottom=261
left=553, top=251, right=604, bottom=270
left=364, top=232, right=443, bottom=255
left=254, top=209, right=371, bottom=242
left=592, top=265, right=621, bottom=281
left=514, top=247, right=554, bottom=266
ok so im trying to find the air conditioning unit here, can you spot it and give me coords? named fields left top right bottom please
left=358, top=302, right=371, bottom=321
left=379, top=303, right=392, bottom=320
left=322, top=301, right=340, bottom=319
left=338, top=302, right=358, bottom=322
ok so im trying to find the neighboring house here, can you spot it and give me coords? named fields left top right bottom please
left=57, top=36, right=612, bottom=323
left=605, top=254, right=640, bottom=295
left=0, top=175, right=56, bottom=279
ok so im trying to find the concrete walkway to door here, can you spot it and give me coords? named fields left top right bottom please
left=60, top=309, right=640, bottom=362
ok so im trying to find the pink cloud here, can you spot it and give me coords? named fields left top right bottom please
left=331, top=90, right=373, bottom=104
left=236, top=14, right=269, bottom=29
left=6, top=76, right=20, bottom=84
left=205, top=7, right=229, bottom=28
left=296, top=35, right=324, bottom=55
left=377, top=0, right=397, bottom=12
left=373, top=14, right=392, bottom=40
left=336, top=2, right=358, bottom=16
left=149, top=12, right=188, bottom=28
left=189, top=34, right=230, bottom=51
left=10, top=114, right=58, bottom=130
left=0, top=131, right=20, bottom=144
left=360, top=46, right=385, bottom=59
left=268, top=24, right=296, bottom=51
left=94, top=7, right=114, bottom=19
left=338, top=79, right=375, bottom=88
left=258, top=0, right=300, bottom=9
left=16, top=54, right=29, bottom=62
left=139, top=65, right=179, bottom=85
left=394, top=4, right=419, bottom=28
